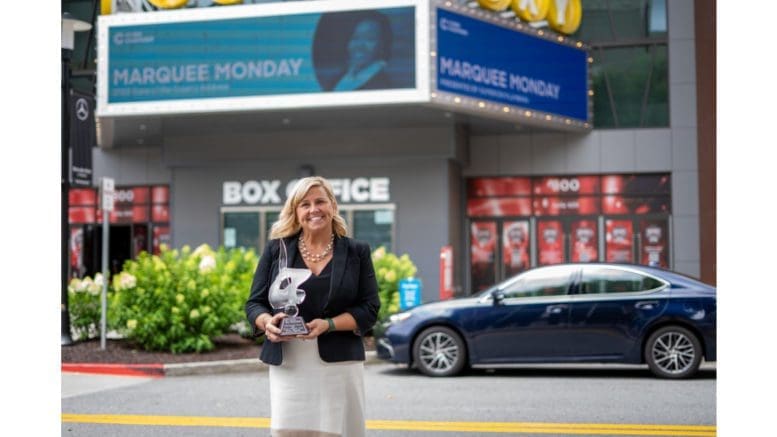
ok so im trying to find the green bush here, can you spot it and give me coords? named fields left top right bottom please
left=67, top=274, right=107, bottom=341
left=109, top=244, right=258, bottom=353
left=371, top=246, right=418, bottom=323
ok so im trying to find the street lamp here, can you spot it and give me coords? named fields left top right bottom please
left=62, top=12, right=92, bottom=346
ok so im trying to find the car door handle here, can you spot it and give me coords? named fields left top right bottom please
left=546, top=304, right=568, bottom=314
left=635, top=301, right=659, bottom=310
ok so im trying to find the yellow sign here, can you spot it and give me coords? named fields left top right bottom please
left=511, top=0, right=550, bottom=22
left=213, top=0, right=244, bottom=4
left=477, top=0, right=512, bottom=12
left=147, top=0, right=188, bottom=9
left=476, top=0, right=583, bottom=36
left=547, top=0, right=582, bottom=35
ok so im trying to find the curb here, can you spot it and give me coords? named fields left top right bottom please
left=61, top=363, right=165, bottom=378
left=62, top=351, right=382, bottom=377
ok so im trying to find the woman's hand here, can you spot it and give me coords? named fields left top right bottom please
left=297, top=318, right=330, bottom=340
left=263, top=313, right=295, bottom=343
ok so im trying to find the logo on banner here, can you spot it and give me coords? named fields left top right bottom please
left=612, top=226, right=628, bottom=243
left=543, top=227, right=557, bottom=243
left=75, top=98, right=90, bottom=121
left=576, top=227, right=594, bottom=243
left=645, top=225, right=662, bottom=244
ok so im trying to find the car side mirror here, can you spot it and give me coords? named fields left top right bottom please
left=492, top=290, right=505, bottom=305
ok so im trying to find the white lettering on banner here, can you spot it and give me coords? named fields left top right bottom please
left=113, top=58, right=304, bottom=87
left=114, top=190, right=135, bottom=203
left=223, top=181, right=242, bottom=205
left=286, top=179, right=300, bottom=198
left=223, top=178, right=391, bottom=205
left=260, top=180, right=281, bottom=203
left=350, top=178, right=370, bottom=202
left=440, top=57, right=508, bottom=89
left=370, top=178, right=390, bottom=202
left=440, top=56, right=561, bottom=100
left=241, top=181, right=263, bottom=204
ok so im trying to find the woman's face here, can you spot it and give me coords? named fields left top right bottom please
left=347, top=19, right=382, bottom=71
left=296, top=186, right=334, bottom=234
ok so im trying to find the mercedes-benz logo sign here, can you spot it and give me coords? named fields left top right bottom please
left=75, top=98, right=89, bottom=121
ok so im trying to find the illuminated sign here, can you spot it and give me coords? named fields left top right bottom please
left=222, top=177, right=391, bottom=205
left=432, top=3, right=590, bottom=128
left=97, top=0, right=427, bottom=116
left=477, top=0, right=582, bottom=35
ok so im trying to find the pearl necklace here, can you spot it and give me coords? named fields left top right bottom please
left=299, top=233, right=334, bottom=263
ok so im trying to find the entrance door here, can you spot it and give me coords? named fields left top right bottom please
left=537, top=218, right=600, bottom=265
left=86, top=225, right=133, bottom=276
left=470, top=221, right=498, bottom=292
left=470, top=219, right=533, bottom=292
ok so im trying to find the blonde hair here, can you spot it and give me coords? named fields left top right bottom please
left=269, top=176, right=348, bottom=239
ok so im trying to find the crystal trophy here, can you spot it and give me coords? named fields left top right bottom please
left=268, top=238, right=312, bottom=336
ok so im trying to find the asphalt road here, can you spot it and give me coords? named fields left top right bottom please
left=62, top=362, right=716, bottom=436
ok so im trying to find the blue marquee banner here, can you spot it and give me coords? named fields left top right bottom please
left=435, top=8, right=589, bottom=122
left=106, top=7, right=416, bottom=103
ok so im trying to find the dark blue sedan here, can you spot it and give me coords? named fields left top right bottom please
left=376, top=263, right=716, bottom=379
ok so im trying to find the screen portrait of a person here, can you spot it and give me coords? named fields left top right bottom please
left=313, top=9, right=413, bottom=92
left=332, top=11, right=392, bottom=91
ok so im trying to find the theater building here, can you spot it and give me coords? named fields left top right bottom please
left=63, top=0, right=715, bottom=303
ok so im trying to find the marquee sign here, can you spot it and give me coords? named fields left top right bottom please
left=430, top=0, right=591, bottom=129
left=96, top=0, right=590, bottom=131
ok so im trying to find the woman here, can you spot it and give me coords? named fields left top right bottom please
left=245, top=176, right=380, bottom=437
left=331, top=11, right=393, bottom=91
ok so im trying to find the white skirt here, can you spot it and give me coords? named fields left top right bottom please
left=268, top=338, right=366, bottom=437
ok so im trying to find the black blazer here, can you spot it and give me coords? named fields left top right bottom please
left=245, top=233, right=380, bottom=365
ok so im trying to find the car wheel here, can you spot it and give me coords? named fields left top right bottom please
left=645, top=326, right=703, bottom=379
left=412, top=326, right=466, bottom=377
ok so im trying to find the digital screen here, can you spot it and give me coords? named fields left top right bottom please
left=99, top=4, right=417, bottom=114
left=435, top=7, right=589, bottom=122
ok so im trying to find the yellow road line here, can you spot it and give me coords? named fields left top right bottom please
left=62, top=414, right=716, bottom=436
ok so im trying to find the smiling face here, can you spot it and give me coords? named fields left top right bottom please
left=295, top=185, right=335, bottom=235
left=347, top=19, right=383, bottom=72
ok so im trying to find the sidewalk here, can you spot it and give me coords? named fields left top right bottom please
left=61, top=351, right=382, bottom=377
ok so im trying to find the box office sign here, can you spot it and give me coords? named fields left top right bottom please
left=223, top=178, right=390, bottom=205
left=97, top=0, right=422, bottom=116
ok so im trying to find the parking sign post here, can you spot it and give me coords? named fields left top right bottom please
left=100, top=177, right=114, bottom=350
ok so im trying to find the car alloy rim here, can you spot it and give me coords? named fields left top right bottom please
left=652, top=331, right=696, bottom=374
left=418, top=332, right=459, bottom=373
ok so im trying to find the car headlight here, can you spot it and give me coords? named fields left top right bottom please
left=389, top=312, right=412, bottom=324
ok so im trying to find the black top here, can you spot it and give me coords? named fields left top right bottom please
left=292, top=256, right=332, bottom=323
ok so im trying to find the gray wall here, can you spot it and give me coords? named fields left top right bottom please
left=462, top=0, right=701, bottom=278
left=94, top=126, right=466, bottom=304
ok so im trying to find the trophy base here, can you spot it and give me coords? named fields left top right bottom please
left=279, top=316, right=309, bottom=336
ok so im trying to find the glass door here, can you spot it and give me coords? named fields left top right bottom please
left=638, top=218, right=669, bottom=267
left=502, top=220, right=531, bottom=277
left=537, top=218, right=600, bottom=265
left=470, top=220, right=498, bottom=292
left=604, top=218, right=635, bottom=263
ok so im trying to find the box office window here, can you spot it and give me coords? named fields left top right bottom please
left=221, top=204, right=395, bottom=254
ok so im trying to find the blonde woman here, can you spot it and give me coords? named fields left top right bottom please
left=245, top=176, right=380, bottom=437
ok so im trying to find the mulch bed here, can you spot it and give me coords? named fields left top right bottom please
left=61, top=334, right=376, bottom=365
left=61, top=334, right=261, bottom=365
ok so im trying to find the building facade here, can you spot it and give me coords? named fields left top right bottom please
left=64, top=0, right=716, bottom=305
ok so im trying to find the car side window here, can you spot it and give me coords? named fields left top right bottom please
left=580, top=268, right=664, bottom=294
left=501, top=268, right=574, bottom=299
